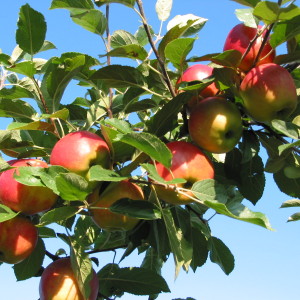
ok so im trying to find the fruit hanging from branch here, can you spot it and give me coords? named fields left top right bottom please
left=153, top=141, right=214, bottom=205
left=239, top=63, right=298, bottom=123
left=188, top=97, right=243, bottom=153
left=223, top=23, right=275, bottom=72
left=0, top=159, right=58, bottom=215
left=39, top=257, right=99, bottom=300
left=0, top=216, right=38, bottom=264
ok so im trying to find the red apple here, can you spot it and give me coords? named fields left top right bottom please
left=176, top=64, right=219, bottom=107
left=89, top=180, right=144, bottom=231
left=50, top=131, right=111, bottom=180
left=239, top=63, right=298, bottom=122
left=188, top=97, right=243, bottom=153
left=223, top=23, right=275, bottom=72
left=0, top=216, right=38, bottom=264
left=39, top=257, right=99, bottom=300
left=154, top=141, right=214, bottom=205
left=0, top=159, right=58, bottom=215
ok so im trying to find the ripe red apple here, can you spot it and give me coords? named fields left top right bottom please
left=188, top=97, right=243, bottom=153
left=223, top=23, right=275, bottom=72
left=0, top=159, right=58, bottom=215
left=50, top=131, right=111, bottom=180
left=239, top=63, right=298, bottom=123
left=0, top=216, right=38, bottom=264
left=89, top=180, right=144, bottom=231
left=154, top=141, right=214, bottom=205
left=176, top=64, right=219, bottom=107
left=39, top=257, right=99, bottom=300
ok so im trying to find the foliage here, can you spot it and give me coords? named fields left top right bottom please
left=0, top=0, right=300, bottom=299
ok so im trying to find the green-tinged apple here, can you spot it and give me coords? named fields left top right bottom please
left=89, top=180, right=144, bottom=231
left=154, top=141, right=214, bottom=205
left=0, top=159, right=58, bottom=215
left=239, top=63, right=298, bottom=123
left=188, top=97, right=243, bottom=153
left=223, top=23, right=275, bottom=72
left=0, top=216, right=38, bottom=264
left=50, top=131, right=111, bottom=179
left=39, top=257, right=99, bottom=300
left=176, top=64, right=219, bottom=107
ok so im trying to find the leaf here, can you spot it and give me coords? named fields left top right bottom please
left=14, top=166, right=46, bottom=187
left=98, top=264, right=170, bottom=296
left=74, top=215, right=99, bottom=247
left=111, top=30, right=139, bottom=48
left=94, top=0, right=136, bottom=8
left=8, top=121, right=56, bottom=133
left=55, top=173, right=92, bottom=201
left=8, top=61, right=37, bottom=77
left=146, top=92, right=192, bottom=137
left=274, top=168, right=300, bottom=198
left=102, top=44, right=148, bottom=61
left=50, top=0, right=94, bottom=11
left=235, top=8, right=257, bottom=28
left=39, top=206, right=80, bottom=226
left=117, top=132, right=172, bottom=168
left=156, top=0, right=173, bottom=21
left=89, top=165, right=129, bottom=182
left=70, top=241, right=94, bottom=300
left=253, top=1, right=280, bottom=24
left=0, top=204, right=18, bottom=222
left=13, top=238, right=45, bottom=281
left=90, top=65, right=146, bottom=89
left=41, top=108, right=70, bottom=121
left=165, top=38, right=196, bottom=70
left=281, top=199, right=300, bottom=208
left=71, top=9, right=107, bottom=36
left=230, top=0, right=260, bottom=7
left=16, top=4, right=47, bottom=55
left=271, top=119, right=299, bottom=140
left=0, top=86, right=34, bottom=100
left=0, top=99, right=37, bottom=120
left=109, top=198, right=161, bottom=220
left=192, top=179, right=273, bottom=230
left=288, top=212, right=300, bottom=222
left=208, top=237, right=235, bottom=275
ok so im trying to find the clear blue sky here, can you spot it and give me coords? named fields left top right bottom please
left=1, top=1, right=300, bottom=299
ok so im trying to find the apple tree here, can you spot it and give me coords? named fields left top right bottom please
left=0, top=0, right=300, bottom=299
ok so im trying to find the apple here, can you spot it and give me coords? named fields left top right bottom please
left=39, top=257, right=99, bottom=300
left=154, top=141, right=214, bottom=205
left=223, top=23, right=275, bottom=72
left=239, top=63, right=298, bottom=123
left=89, top=180, right=144, bottom=231
left=50, top=131, right=111, bottom=180
left=176, top=64, right=219, bottom=107
left=188, top=97, right=243, bottom=153
left=0, top=159, right=58, bottom=215
left=0, top=216, right=38, bottom=264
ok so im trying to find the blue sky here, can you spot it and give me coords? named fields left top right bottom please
left=1, top=1, right=300, bottom=299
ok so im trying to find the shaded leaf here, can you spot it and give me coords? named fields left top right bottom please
left=39, top=206, right=80, bottom=226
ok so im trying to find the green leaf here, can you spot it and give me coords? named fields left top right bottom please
left=253, top=1, right=280, bottom=24
left=0, top=86, right=34, bottom=100
left=89, top=165, right=129, bottom=182
left=271, top=119, right=299, bottom=140
left=71, top=9, right=107, bottom=35
left=147, top=92, right=192, bottom=137
left=192, top=179, right=273, bottom=230
left=135, top=25, right=155, bottom=47
left=162, top=208, right=192, bottom=276
left=50, top=0, right=94, bottom=10
left=105, top=118, right=132, bottom=134
left=281, top=199, right=300, bottom=208
left=8, top=61, right=37, bottom=77
left=117, top=132, right=172, bottom=168
left=41, top=108, right=70, bottom=121
left=239, top=130, right=260, bottom=163
left=91, top=65, right=146, bottom=89
left=274, top=168, right=300, bottom=198
left=13, top=238, right=45, bottom=281
left=111, top=30, right=138, bottom=48
left=70, top=241, right=94, bottom=300
left=14, top=166, right=46, bottom=187
left=230, top=0, right=260, bottom=8
left=0, top=99, right=37, bottom=120
left=74, top=215, right=99, bottom=247
left=208, top=237, right=234, bottom=275
left=98, top=264, right=170, bottom=296
left=38, top=226, right=57, bottom=238
left=287, top=212, right=300, bottom=222
left=124, top=98, right=158, bottom=114
left=0, top=204, right=18, bottom=222
left=165, top=38, right=196, bottom=70
left=109, top=198, right=161, bottom=220
left=235, top=8, right=257, bottom=28
left=8, top=121, right=56, bottom=133
left=55, top=173, right=92, bottom=201
left=39, top=206, right=80, bottom=226
left=94, top=0, right=136, bottom=8
left=102, top=44, right=148, bottom=61
left=16, top=4, right=47, bottom=55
